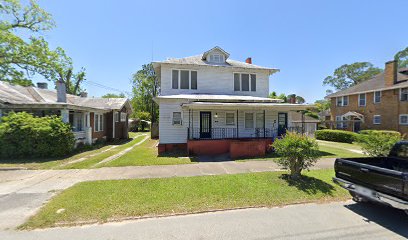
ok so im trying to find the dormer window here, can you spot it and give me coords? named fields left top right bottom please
left=209, top=54, right=224, bottom=63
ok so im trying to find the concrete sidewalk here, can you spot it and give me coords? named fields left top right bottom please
left=0, top=159, right=336, bottom=230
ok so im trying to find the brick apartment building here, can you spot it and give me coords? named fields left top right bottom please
left=327, top=60, right=408, bottom=135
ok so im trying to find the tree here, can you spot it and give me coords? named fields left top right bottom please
left=131, top=63, right=159, bottom=122
left=358, top=131, right=402, bottom=157
left=272, top=132, right=320, bottom=179
left=136, top=111, right=151, bottom=131
left=395, top=46, right=408, bottom=68
left=102, top=93, right=126, bottom=98
left=323, top=62, right=382, bottom=91
left=0, top=0, right=85, bottom=92
left=314, top=99, right=330, bottom=113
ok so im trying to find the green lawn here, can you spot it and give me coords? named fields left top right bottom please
left=0, top=132, right=145, bottom=169
left=21, top=169, right=349, bottom=229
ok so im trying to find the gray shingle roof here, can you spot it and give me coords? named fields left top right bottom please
left=154, top=55, right=278, bottom=73
left=0, top=81, right=129, bottom=111
left=327, top=70, right=408, bottom=98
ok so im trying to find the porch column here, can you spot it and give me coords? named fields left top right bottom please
left=61, top=109, right=69, bottom=123
left=263, top=110, right=266, bottom=138
left=236, top=110, right=239, bottom=138
left=85, top=112, right=92, bottom=145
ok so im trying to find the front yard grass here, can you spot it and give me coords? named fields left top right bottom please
left=21, top=169, right=349, bottom=229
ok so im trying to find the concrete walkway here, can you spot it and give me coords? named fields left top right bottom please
left=0, top=158, right=336, bottom=231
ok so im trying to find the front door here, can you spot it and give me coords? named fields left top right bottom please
left=353, top=121, right=361, bottom=132
left=200, top=111, right=212, bottom=139
left=278, top=112, right=288, bottom=136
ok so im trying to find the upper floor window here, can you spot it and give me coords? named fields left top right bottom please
left=400, top=114, right=408, bottom=125
left=234, top=73, right=256, bottom=92
left=374, top=91, right=381, bottom=103
left=401, top=88, right=408, bottom=101
left=336, top=96, right=348, bottom=107
left=209, top=54, right=224, bottom=63
left=172, top=70, right=197, bottom=90
left=359, top=93, right=366, bottom=106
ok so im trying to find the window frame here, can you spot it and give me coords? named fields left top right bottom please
left=233, top=73, right=257, bottom=92
left=358, top=93, right=366, bottom=107
left=255, top=112, right=264, bottom=129
left=373, top=115, right=381, bottom=125
left=244, top=112, right=254, bottom=129
left=171, top=69, right=198, bottom=90
left=400, top=114, right=408, bottom=125
left=172, top=112, right=182, bottom=125
left=374, top=91, right=381, bottom=104
left=400, top=88, right=408, bottom=101
left=225, top=112, right=235, bottom=126
left=120, top=112, right=127, bottom=122
left=94, top=113, right=104, bottom=132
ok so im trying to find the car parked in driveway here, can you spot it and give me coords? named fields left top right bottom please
left=333, top=141, right=408, bottom=214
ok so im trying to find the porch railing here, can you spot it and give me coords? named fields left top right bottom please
left=73, top=131, right=86, bottom=140
left=187, top=128, right=278, bottom=140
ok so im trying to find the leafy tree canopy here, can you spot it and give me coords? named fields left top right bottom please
left=102, top=93, right=126, bottom=98
left=323, top=62, right=382, bottom=91
left=395, top=46, right=408, bottom=68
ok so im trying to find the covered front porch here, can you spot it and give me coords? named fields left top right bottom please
left=181, top=101, right=311, bottom=158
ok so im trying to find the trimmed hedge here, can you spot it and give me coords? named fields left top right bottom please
left=315, top=129, right=358, bottom=143
left=0, top=112, right=75, bottom=159
left=359, top=130, right=401, bottom=138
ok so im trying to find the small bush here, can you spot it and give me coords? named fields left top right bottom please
left=359, top=130, right=401, bottom=138
left=272, top=132, right=320, bottom=179
left=315, top=129, right=358, bottom=143
left=0, top=112, right=75, bottom=159
left=357, top=131, right=402, bottom=157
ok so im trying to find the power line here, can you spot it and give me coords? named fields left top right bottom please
left=83, top=80, right=132, bottom=95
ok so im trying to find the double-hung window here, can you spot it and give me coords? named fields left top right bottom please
left=401, top=88, right=408, bottom=101
left=359, top=94, right=366, bottom=106
left=400, top=114, right=408, bottom=125
left=337, top=96, right=348, bottom=106
left=234, top=73, right=256, bottom=92
left=172, top=70, right=198, bottom=90
left=209, top=54, right=223, bottom=63
left=374, top=91, right=381, bottom=103
left=120, top=112, right=127, bottom=122
left=245, top=113, right=254, bottom=128
left=225, top=112, right=235, bottom=125
left=373, top=115, right=381, bottom=125
left=94, top=113, right=104, bottom=132
left=256, top=112, right=264, bottom=128
left=172, top=112, right=182, bottom=125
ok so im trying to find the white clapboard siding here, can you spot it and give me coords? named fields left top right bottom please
left=160, top=64, right=270, bottom=97
left=158, top=99, right=189, bottom=144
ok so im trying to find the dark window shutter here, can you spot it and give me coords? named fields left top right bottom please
left=172, top=70, right=178, bottom=89
left=241, top=74, right=249, bottom=91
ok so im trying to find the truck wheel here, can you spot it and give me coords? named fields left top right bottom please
left=349, top=191, right=367, bottom=203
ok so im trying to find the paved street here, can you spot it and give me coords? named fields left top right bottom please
left=1, top=201, right=407, bottom=240
left=0, top=159, right=335, bottom=231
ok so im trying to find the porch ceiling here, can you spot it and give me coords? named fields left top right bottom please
left=182, top=102, right=314, bottom=111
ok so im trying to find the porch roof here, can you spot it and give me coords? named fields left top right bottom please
left=181, top=101, right=314, bottom=111
left=155, top=94, right=284, bottom=103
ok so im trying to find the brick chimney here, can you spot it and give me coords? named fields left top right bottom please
left=56, top=81, right=67, bottom=103
left=36, top=82, right=48, bottom=89
left=385, top=60, right=398, bottom=86
left=245, top=57, right=252, bottom=64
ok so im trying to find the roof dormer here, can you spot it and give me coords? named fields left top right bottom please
left=201, top=46, right=230, bottom=64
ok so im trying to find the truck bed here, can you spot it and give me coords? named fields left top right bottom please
left=335, top=157, right=408, bottom=200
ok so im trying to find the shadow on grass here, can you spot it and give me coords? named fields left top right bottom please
left=279, top=174, right=335, bottom=195
left=235, top=150, right=335, bottom=162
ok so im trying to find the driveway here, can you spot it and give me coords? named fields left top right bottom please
left=1, top=201, right=407, bottom=240
left=0, top=159, right=336, bottom=231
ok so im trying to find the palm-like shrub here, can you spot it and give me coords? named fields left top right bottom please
left=272, top=132, right=320, bottom=179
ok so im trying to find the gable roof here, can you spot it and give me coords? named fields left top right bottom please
left=201, top=46, right=230, bottom=60
left=152, top=47, right=279, bottom=75
left=326, top=69, right=408, bottom=98
left=0, top=81, right=131, bottom=112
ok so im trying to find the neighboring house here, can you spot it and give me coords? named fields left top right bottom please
left=0, top=81, right=132, bottom=146
left=327, top=60, right=408, bottom=134
left=153, top=46, right=312, bottom=158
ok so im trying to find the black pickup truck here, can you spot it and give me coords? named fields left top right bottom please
left=333, top=141, right=408, bottom=214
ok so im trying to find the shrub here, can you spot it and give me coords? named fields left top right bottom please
left=359, top=130, right=401, bottom=138
left=315, top=129, right=358, bottom=143
left=357, top=131, right=402, bottom=157
left=0, top=112, right=75, bottom=159
left=272, top=132, right=320, bottom=179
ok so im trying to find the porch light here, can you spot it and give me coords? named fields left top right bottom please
left=215, top=113, right=218, bottom=118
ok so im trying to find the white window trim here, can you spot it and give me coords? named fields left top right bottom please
left=171, top=69, right=198, bottom=90
left=244, top=112, right=255, bottom=129
left=94, top=113, right=104, bottom=132
left=400, top=114, right=408, bottom=125
left=225, top=111, right=235, bottom=126
left=373, top=115, right=381, bottom=125
left=400, top=88, right=408, bottom=101
left=210, top=54, right=224, bottom=63
left=342, top=96, right=348, bottom=106
left=358, top=93, right=366, bottom=107
left=233, top=73, right=257, bottom=92
left=373, top=91, right=381, bottom=104
left=120, top=112, right=127, bottom=122
left=172, top=112, right=182, bottom=125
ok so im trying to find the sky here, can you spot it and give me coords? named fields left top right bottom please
left=33, top=0, right=408, bottom=103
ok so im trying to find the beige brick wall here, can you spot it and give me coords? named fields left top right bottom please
left=330, top=89, right=408, bottom=136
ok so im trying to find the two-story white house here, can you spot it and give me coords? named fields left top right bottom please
left=153, top=46, right=311, bottom=159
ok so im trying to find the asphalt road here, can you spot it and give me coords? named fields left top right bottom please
left=1, top=201, right=407, bottom=240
